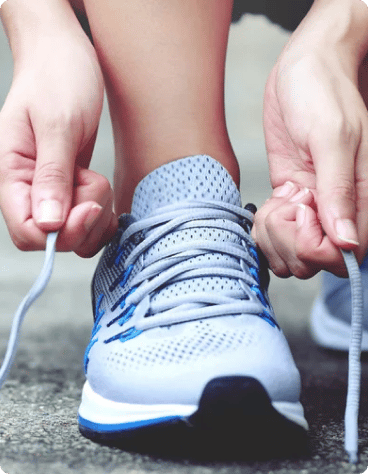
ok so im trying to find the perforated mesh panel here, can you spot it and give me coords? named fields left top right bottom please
left=104, top=319, right=257, bottom=371
left=92, top=223, right=138, bottom=311
left=151, top=275, right=240, bottom=303
left=131, top=155, right=241, bottom=220
left=146, top=221, right=245, bottom=305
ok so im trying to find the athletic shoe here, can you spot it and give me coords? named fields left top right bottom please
left=310, top=255, right=368, bottom=351
left=78, top=155, right=308, bottom=457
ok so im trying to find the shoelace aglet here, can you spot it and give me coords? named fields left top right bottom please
left=348, top=450, right=358, bottom=464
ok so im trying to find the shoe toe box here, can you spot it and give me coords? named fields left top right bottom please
left=86, top=315, right=301, bottom=406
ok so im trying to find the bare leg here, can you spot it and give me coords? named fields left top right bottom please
left=82, top=0, right=238, bottom=214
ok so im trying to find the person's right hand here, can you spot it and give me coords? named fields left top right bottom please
left=0, top=27, right=118, bottom=257
left=253, top=0, right=368, bottom=278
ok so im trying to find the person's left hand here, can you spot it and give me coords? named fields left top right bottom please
left=252, top=182, right=347, bottom=278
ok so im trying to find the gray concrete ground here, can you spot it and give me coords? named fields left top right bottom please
left=0, top=12, right=366, bottom=474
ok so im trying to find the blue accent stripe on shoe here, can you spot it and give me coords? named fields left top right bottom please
left=84, top=336, right=99, bottom=374
left=259, top=311, right=279, bottom=330
left=104, top=327, right=143, bottom=344
left=109, top=264, right=134, bottom=292
left=78, top=414, right=182, bottom=433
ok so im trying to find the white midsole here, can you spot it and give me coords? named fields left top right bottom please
left=310, top=297, right=368, bottom=351
left=273, top=401, right=308, bottom=430
left=78, top=381, right=197, bottom=425
left=78, top=381, right=308, bottom=431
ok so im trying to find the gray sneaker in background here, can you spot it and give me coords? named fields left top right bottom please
left=310, top=256, right=368, bottom=351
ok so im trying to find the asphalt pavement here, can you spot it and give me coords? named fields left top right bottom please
left=0, top=12, right=367, bottom=474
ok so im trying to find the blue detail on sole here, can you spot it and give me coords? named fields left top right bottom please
left=78, top=414, right=182, bottom=433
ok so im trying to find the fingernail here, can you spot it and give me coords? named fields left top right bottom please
left=84, top=204, right=103, bottom=232
left=335, top=219, right=359, bottom=246
left=290, top=187, right=310, bottom=202
left=38, top=200, right=63, bottom=223
left=296, top=203, right=306, bottom=229
left=273, top=181, right=295, bottom=198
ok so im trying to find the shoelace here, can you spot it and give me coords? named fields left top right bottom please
left=113, top=201, right=272, bottom=331
left=0, top=227, right=363, bottom=463
left=0, top=232, right=58, bottom=389
left=341, top=249, right=363, bottom=464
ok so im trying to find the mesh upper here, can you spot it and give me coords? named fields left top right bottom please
left=91, top=156, right=262, bottom=371
left=131, top=155, right=241, bottom=220
left=104, top=319, right=257, bottom=371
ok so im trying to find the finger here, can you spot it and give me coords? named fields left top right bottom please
left=56, top=200, right=103, bottom=252
left=264, top=202, right=314, bottom=278
left=72, top=168, right=118, bottom=257
left=59, top=196, right=117, bottom=257
left=31, top=127, right=77, bottom=232
left=252, top=185, right=310, bottom=277
left=0, top=106, right=47, bottom=249
left=354, top=130, right=368, bottom=264
left=264, top=201, right=342, bottom=279
left=272, top=181, right=298, bottom=199
left=311, top=121, right=360, bottom=250
left=262, top=199, right=348, bottom=278
left=55, top=167, right=117, bottom=255
left=253, top=201, right=294, bottom=278
left=295, top=203, right=347, bottom=276
left=0, top=178, right=47, bottom=251
left=74, top=205, right=118, bottom=258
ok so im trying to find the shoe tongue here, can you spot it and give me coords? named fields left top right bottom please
left=131, top=155, right=241, bottom=219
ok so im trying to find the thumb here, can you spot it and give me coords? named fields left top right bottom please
left=31, top=132, right=75, bottom=232
left=313, top=136, right=359, bottom=250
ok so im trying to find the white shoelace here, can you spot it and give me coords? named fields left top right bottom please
left=341, top=250, right=364, bottom=464
left=0, top=232, right=58, bottom=388
left=116, top=201, right=269, bottom=331
left=0, top=227, right=363, bottom=463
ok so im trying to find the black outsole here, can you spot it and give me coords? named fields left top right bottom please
left=79, top=376, right=309, bottom=461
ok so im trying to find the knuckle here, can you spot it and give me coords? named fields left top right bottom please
left=42, top=112, right=82, bottom=137
left=295, top=242, right=318, bottom=270
left=10, top=230, right=33, bottom=251
left=313, top=113, right=360, bottom=156
left=92, top=173, right=112, bottom=195
left=295, top=242, right=310, bottom=262
left=254, top=207, right=268, bottom=223
left=12, top=238, right=29, bottom=251
left=290, top=262, right=311, bottom=280
left=0, top=154, right=35, bottom=185
left=265, top=211, right=280, bottom=231
left=328, top=113, right=345, bottom=134
left=270, top=263, right=291, bottom=279
left=79, top=169, right=112, bottom=199
left=325, top=112, right=357, bottom=143
left=323, top=180, right=355, bottom=205
left=76, top=246, right=99, bottom=259
left=34, top=162, right=70, bottom=186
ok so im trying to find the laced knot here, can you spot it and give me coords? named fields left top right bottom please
left=110, top=200, right=275, bottom=332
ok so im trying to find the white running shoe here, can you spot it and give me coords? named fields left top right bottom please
left=78, top=155, right=308, bottom=456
